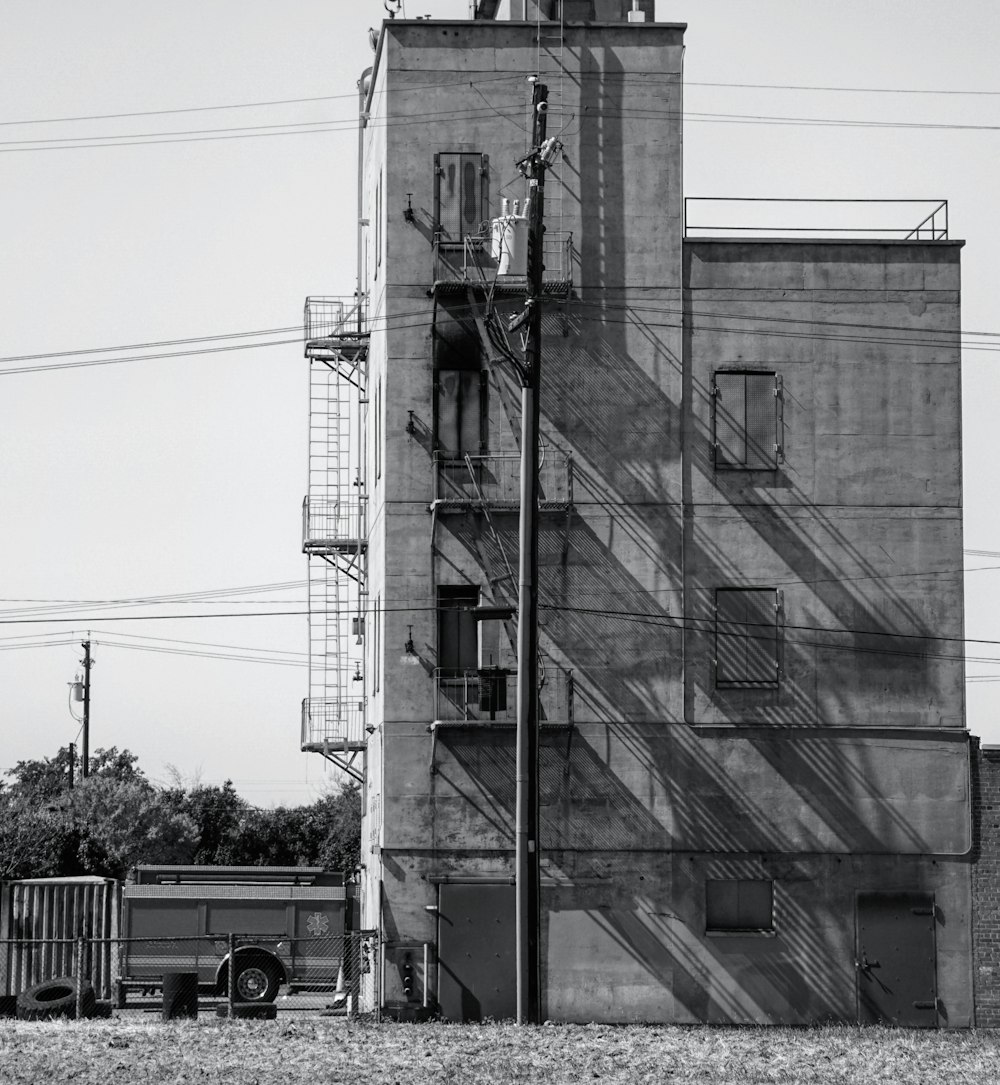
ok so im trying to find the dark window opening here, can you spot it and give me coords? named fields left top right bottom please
left=715, top=587, right=780, bottom=688
left=713, top=370, right=781, bottom=470
left=435, top=152, right=489, bottom=243
left=437, top=585, right=480, bottom=674
left=435, top=369, right=488, bottom=456
left=706, top=879, right=774, bottom=933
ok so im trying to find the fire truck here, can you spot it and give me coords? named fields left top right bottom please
left=119, top=865, right=350, bottom=1004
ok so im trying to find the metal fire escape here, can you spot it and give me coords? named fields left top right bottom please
left=301, top=295, right=369, bottom=782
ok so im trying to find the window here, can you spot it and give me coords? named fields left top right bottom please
left=706, top=880, right=774, bottom=933
left=370, top=171, right=377, bottom=277
left=437, top=585, right=480, bottom=674
left=715, top=588, right=780, bottom=688
left=434, top=153, right=489, bottom=243
left=435, top=369, right=487, bottom=456
left=712, top=370, right=782, bottom=469
left=373, top=595, right=381, bottom=694
left=375, top=379, right=382, bottom=481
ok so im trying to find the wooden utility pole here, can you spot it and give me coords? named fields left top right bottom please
left=81, top=640, right=92, bottom=779
left=515, top=79, right=548, bottom=1026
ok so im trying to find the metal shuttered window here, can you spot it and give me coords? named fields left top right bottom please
left=434, top=153, right=489, bottom=243
left=713, top=370, right=782, bottom=469
left=715, top=587, right=781, bottom=688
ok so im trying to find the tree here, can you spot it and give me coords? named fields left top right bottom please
left=302, top=784, right=363, bottom=873
left=68, top=777, right=198, bottom=879
left=5, top=745, right=145, bottom=801
left=0, top=792, right=75, bottom=880
left=0, top=748, right=362, bottom=879
left=162, top=780, right=257, bottom=866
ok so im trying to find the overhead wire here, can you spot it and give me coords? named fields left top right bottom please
left=0, top=71, right=529, bottom=129
left=2, top=296, right=997, bottom=378
left=4, top=90, right=1000, bottom=152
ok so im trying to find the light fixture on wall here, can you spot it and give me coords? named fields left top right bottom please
left=352, top=662, right=363, bottom=683
left=404, top=193, right=415, bottom=223
left=405, top=626, right=416, bottom=655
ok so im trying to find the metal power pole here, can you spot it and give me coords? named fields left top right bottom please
left=81, top=640, right=92, bottom=779
left=515, top=79, right=548, bottom=1027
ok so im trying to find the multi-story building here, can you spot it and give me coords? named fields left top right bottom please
left=300, top=0, right=972, bottom=1025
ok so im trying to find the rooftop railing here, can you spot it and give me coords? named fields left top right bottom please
left=433, top=665, right=573, bottom=725
left=303, top=295, right=369, bottom=350
left=684, top=198, right=949, bottom=240
left=301, top=697, right=367, bottom=752
left=302, top=497, right=367, bottom=554
left=432, top=451, right=572, bottom=509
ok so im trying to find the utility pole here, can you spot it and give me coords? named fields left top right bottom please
left=68, top=742, right=75, bottom=790
left=515, top=78, right=549, bottom=1027
left=81, top=640, right=92, bottom=779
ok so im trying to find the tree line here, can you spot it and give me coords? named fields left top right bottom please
left=0, top=746, right=360, bottom=882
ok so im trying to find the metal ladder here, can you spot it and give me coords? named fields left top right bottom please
left=304, top=324, right=368, bottom=752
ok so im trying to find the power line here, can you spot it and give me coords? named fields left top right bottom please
left=0, top=72, right=526, bottom=129
left=6, top=100, right=1000, bottom=154
left=0, top=93, right=353, bottom=128
left=4, top=73, right=995, bottom=133
left=0, top=325, right=304, bottom=364
left=2, top=298, right=998, bottom=379
left=100, top=641, right=307, bottom=668
left=0, top=579, right=306, bottom=621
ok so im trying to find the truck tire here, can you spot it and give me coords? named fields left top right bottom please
left=232, top=957, right=281, bottom=1003
left=16, top=978, right=96, bottom=1021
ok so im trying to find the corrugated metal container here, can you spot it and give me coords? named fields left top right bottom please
left=0, top=877, right=120, bottom=998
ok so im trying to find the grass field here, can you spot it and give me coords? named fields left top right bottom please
left=2, top=1019, right=999, bottom=1084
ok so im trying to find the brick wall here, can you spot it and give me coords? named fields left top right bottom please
left=973, top=739, right=1000, bottom=1027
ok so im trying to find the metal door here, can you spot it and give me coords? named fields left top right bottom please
left=438, top=883, right=515, bottom=1022
left=856, top=892, right=937, bottom=1027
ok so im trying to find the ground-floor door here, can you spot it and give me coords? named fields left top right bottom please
left=856, top=891, right=937, bottom=1027
left=438, top=882, right=515, bottom=1022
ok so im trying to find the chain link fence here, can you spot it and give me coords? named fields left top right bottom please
left=1, top=930, right=380, bottom=1019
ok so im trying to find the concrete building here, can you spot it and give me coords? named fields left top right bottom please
left=301, top=0, right=972, bottom=1024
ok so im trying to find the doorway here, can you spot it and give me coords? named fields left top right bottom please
left=437, top=882, right=515, bottom=1022
left=856, top=892, right=937, bottom=1026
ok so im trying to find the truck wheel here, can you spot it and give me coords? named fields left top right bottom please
left=233, top=959, right=280, bottom=1003
left=16, top=978, right=96, bottom=1021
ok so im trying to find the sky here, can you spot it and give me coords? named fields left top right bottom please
left=1, top=0, right=999, bottom=807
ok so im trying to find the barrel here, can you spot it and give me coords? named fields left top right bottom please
left=161, top=972, right=198, bottom=1019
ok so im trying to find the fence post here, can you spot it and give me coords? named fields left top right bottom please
left=76, top=936, right=85, bottom=1019
left=376, top=930, right=382, bottom=1024
left=423, top=942, right=429, bottom=1009
left=227, top=934, right=235, bottom=1019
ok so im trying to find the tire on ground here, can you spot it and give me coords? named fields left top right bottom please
left=215, top=1001, right=278, bottom=1020
left=16, top=977, right=97, bottom=1021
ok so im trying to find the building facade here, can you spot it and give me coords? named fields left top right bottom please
left=301, top=1, right=972, bottom=1024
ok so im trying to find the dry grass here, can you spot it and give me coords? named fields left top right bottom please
left=1, top=1018, right=999, bottom=1084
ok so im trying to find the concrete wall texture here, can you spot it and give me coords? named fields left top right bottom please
left=340, top=16, right=974, bottom=1024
